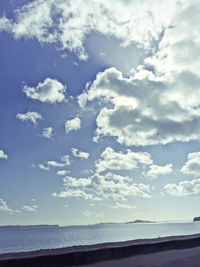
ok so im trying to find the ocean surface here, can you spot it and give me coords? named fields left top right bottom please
left=1, top=222, right=200, bottom=254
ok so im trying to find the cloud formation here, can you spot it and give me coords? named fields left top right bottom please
left=163, top=178, right=200, bottom=197
left=23, top=78, right=66, bottom=103
left=53, top=172, right=151, bottom=201
left=57, top=170, right=70, bottom=176
left=0, top=198, right=13, bottom=213
left=0, top=150, right=8, bottom=160
left=16, top=111, right=42, bottom=125
left=0, top=0, right=179, bottom=59
left=65, top=117, right=81, bottom=133
left=96, top=147, right=152, bottom=173
left=71, top=148, right=89, bottom=159
left=42, top=127, right=54, bottom=139
left=39, top=154, right=70, bottom=171
left=79, top=65, right=200, bottom=146
left=181, top=152, right=200, bottom=176
left=147, top=164, right=173, bottom=178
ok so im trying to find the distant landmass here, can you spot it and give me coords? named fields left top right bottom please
left=193, top=217, right=200, bottom=222
left=0, top=224, right=60, bottom=229
left=126, top=220, right=157, bottom=224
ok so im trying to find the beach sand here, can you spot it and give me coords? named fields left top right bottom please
left=1, top=234, right=200, bottom=266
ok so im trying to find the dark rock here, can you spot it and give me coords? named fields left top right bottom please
left=193, top=217, right=200, bottom=222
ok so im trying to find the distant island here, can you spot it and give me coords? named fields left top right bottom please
left=193, top=217, right=200, bottom=222
left=126, top=220, right=157, bottom=224
left=0, top=225, right=60, bottom=229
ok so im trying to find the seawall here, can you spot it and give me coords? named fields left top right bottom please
left=1, top=234, right=200, bottom=266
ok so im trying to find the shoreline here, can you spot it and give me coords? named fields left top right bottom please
left=1, top=233, right=200, bottom=266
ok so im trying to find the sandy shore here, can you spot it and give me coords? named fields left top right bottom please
left=1, top=234, right=200, bottom=266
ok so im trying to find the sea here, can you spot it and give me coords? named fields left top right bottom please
left=1, top=221, right=200, bottom=254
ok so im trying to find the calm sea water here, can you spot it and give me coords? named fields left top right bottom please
left=1, top=222, right=200, bottom=254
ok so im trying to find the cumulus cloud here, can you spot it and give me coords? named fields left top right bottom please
left=181, top=152, right=200, bottom=176
left=82, top=210, right=104, bottom=218
left=163, top=178, right=200, bottom=197
left=78, top=65, right=200, bottom=146
left=65, top=117, right=81, bottom=133
left=71, top=148, right=89, bottom=159
left=147, top=164, right=173, bottom=178
left=53, top=172, right=151, bottom=201
left=42, top=127, right=54, bottom=139
left=96, top=147, right=152, bottom=173
left=0, top=150, right=8, bottom=160
left=22, top=205, right=38, bottom=212
left=0, top=0, right=179, bottom=59
left=16, top=111, right=42, bottom=125
left=23, top=78, right=66, bottom=103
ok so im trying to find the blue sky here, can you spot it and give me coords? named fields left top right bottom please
left=1, top=0, right=200, bottom=226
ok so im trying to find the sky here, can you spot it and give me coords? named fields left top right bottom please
left=1, top=0, right=200, bottom=226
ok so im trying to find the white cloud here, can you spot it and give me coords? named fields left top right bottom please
left=71, top=148, right=89, bottom=159
left=39, top=155, right=70, bottom=171
left=0, top=150, right=8, bottom=160
left=23, top=78, right=66, bottom=103
left=39, top=161, right=65, bottom=171
left=82, top=210, right=104, bottom=218
left=112, top=202, right=136, bottom=210
left=16, top=111, right=42, bottom=125
left=0, top=0, right=179, bottom=59
left=96, top=147, right=152, bottom=173
left=22, top=205, right=38, bottom=212
left=42, top=127, right=54, bottom=139
left=181, top=152, right=200, bottom=176
left=53, top=172, right=151, bottom=201
left=53, top=189, right=93, bottom=200
left=147, top=164, right=173, bottom=178
left=39, top=163, right=50, bottom=171
left=47, top=161, right=65, bottom=168
left=65, top=117, right=81, bottom=133
left=163, top=178, right=200, bottom=197
left=0, top=198, right=13, bottom=213
left=57, top=170, right=70, bottom=176
left=0, top=16, right=12, bottom=32
left=61, top=155, right=71, bottom=166
left=79, top=65, right=200, bottom=146
left=145, top=1, right=200, bottom=79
